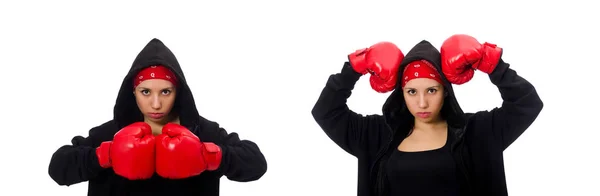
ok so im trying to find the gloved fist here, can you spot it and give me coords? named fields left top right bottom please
left=440, top=34, right=503, bottom=85
left=95, top=122, right=156, bottom=180
left=156, top=123, right=222, bottom=179
left=348, top=42, right=405, bottom=93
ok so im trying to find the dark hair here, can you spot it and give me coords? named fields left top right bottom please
left=169, top=85, right=183, bottom=118
left=439, top=88, right=452, bottom=121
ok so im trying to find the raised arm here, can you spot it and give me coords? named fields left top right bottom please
left=440, top=34, right=543, bottom=150
left=311, top=62, right=388, bottom=157
left=312, top=42, right=404, bottom=157
left=479, top=60, right=543, bottom=149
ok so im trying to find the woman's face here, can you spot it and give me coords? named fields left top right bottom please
left=134, top=79, right=177, bottom=124
left=402, top=78, right=445, bottom=123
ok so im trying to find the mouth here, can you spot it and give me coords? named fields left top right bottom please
left=415, top=112, right=432, bottom=118
left=148, top=113, right=165, bottom=119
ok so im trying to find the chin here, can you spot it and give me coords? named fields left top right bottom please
left=416, top=118, right=433, bottom=123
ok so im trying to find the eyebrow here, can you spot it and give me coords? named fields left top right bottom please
left=136, top=87, right=174, bottom=90
left=404, top=85, right=442, bottom=90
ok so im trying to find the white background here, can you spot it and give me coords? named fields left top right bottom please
left=1, top=0, right=598, bottom=195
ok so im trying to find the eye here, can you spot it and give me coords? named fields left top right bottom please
left=407, top=89, right=416, bottom=95
left=161, top=90, right=171, bottom=95
left=141, top=89, right=150, bottom=95
left=428, top=89, right=437, bottom=94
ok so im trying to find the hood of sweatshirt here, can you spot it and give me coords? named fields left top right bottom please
left=112, top=38, right=203, bottom=128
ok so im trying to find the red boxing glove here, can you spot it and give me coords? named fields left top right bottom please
left=156, top=123, right=222, bottom=179
left=95, top=122, right=156, bottom=180
left=440, top=34, right=503, bottom=84
left=348, top=42, right=405, bottom=93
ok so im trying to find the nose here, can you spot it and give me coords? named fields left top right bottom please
left=418, top=94, right=428, bottom=109
left=151, top=95, right=161, bottom=110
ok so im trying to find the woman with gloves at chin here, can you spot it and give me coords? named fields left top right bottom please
left=48, top=38, right=267, bottom=196
left=311, top=34, right=543, bottom=196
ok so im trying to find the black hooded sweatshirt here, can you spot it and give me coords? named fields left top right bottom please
left=311, top=40, right=543, bottom=196
left=48, top=38, right=267, bottom=196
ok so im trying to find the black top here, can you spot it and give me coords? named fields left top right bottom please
left=311, top=40, right=544, bottom=196
left=386, top=130, right=460, bottom=196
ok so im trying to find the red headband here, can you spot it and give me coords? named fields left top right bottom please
left=133, top=65, right=178, bottom=88
left=401, top=60, right=443, bottom=88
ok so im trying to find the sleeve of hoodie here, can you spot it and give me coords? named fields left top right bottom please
left=475, top=59, right=544, bottom=150
left=311, top=62, right=389, bottom=157
left=48, top=121, right=113, bottom=186
left=201, top=120, right=267, bottom=182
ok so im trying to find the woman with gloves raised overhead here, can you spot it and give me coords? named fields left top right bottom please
left=48, top=38, right=267, bottom=196
left=311, top=34, right=543, bottom=196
